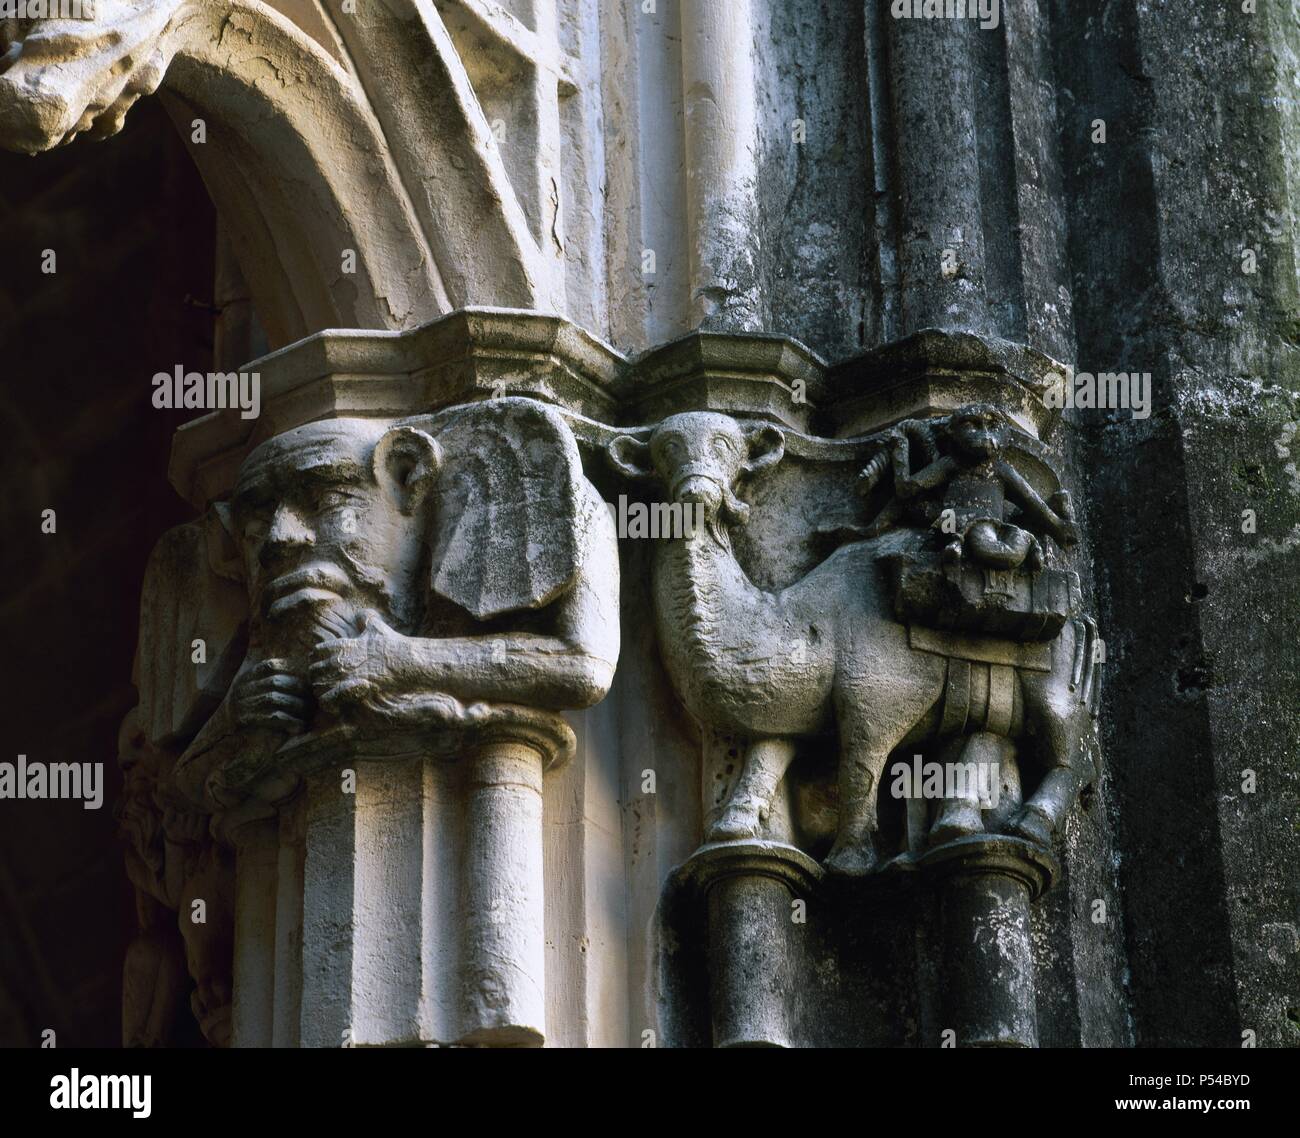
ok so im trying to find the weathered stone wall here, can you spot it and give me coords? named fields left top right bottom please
left=0, top=0, right=1293, bottom=1050
left=1055, top=0, right=1300, bottom=1047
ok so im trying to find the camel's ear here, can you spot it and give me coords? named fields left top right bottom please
left=742, top=422, right=785, bottom=476
left=607, top=434, right=655, bottom=481
left=374, top=425, right=443, bottom=514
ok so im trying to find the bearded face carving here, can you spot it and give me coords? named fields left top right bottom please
left=228, top=420, right=431, bottom=658
left=126, top=398, right=619, bottom=1046
left=169, top=397, right=618, bottom=808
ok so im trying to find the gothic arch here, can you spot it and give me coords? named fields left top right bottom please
left=0, top=0, right=564, bottom=346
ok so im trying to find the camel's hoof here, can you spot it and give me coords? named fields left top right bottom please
left=706, top=804, right=763, bottom=842
left=1007, top=807, right=1054, bottom=848
left=824, top=843, right=879, bottom=878
left=928, top=802, right=985, bottom=848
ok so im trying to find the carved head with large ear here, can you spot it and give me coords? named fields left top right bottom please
left=608, top=412, right=785, bottom=527
left=403, top=398, right=594, bottom=622
left=229, top=419, right=439, bottom=646
left=372, top=424, right=443, bottom=516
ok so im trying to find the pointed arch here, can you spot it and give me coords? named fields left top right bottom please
left=0, top=0, right=562, bottom=347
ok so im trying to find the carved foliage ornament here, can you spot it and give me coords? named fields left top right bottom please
left=0, top=1, right=184, bottom=153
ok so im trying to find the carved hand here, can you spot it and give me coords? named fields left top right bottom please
left=229, top=659, right=310, bottom=736
left=308, top=611, right=421, bottom=715
left=1051, top=490, right=1082, bottom=546
left=309, top=620, right=478, bottom=728
left=161, top=803, right=208, bottom=846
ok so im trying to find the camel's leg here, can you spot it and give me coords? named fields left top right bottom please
left=929, top=734, right=987, bottom=845
left=1011, top=764, right=1081, bottom=846
left=1008, top=710, right=1083, bottom=847
left=824, top=738, right=894, bottom=876
left=708, top=738, right=798, bottom=842
left=928, top=737, right=977, bottom=845
left=825, top=651, right=947, bottom=875
left=824, top=710, right=932, bottom=875
left=1009, top=621, right=1094, bottom=846
left=928, top=731, right=1017, bottom=845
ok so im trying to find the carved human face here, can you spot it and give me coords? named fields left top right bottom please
left=950, top=406, right=1001, bottom=462
left=232, top=420, right=426, bottom=645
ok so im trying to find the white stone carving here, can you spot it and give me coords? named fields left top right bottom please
left=609, top=411, right=1097, bottom=875
left=128, top=396, right=618, bottom=1047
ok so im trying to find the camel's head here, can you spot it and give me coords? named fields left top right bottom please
left=607, top=412, right=785, bottom=527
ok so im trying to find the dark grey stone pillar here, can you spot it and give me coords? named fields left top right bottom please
left=682, top=841, right=824, bottom=1048
left=883, top=14, right=990, bottom=335
left=921, top=836, right=1057, bottom=1048
left=1054, top=0, right=1300, bottom=1047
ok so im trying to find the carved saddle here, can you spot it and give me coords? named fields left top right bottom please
left=884, top=551, right=1079, bottom=643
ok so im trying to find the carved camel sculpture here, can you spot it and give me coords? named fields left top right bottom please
left=609, top=411, right=1096, bottom=874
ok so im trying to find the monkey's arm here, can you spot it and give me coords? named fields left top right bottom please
left=392, top=631, right=614, bottom=710
left=996, top=460, right=1079, bottom=546
left=894, top=444, right=959, bottom=500
left=863, top=498, right=908, bottom=538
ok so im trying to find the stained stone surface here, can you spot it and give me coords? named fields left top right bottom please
left=1055, top=0, right=1300, bottom=1047
left=0, top=0, right=1294, bottom=1050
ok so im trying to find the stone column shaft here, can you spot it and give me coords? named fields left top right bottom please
left=295, top=759, right=459, bottom=1048
left=680, top=0, right=762, bottom=331
left=229, top=816, right=278, bottom=1048
left=706, top=874, right=796, bottom=1048
left=459, top=740, right=548, bottom=1047
left=884, top=12, right=989, bottom=334
left=938, top=870, right=1037, bottom=1047
left=922, top=838, right=1055, bottom=1049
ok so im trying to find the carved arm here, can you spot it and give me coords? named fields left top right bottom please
left=995, top=459, right=1081, bottom=547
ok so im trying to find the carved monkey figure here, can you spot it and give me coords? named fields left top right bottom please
left=861, top=404, right=1080, bottom=571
